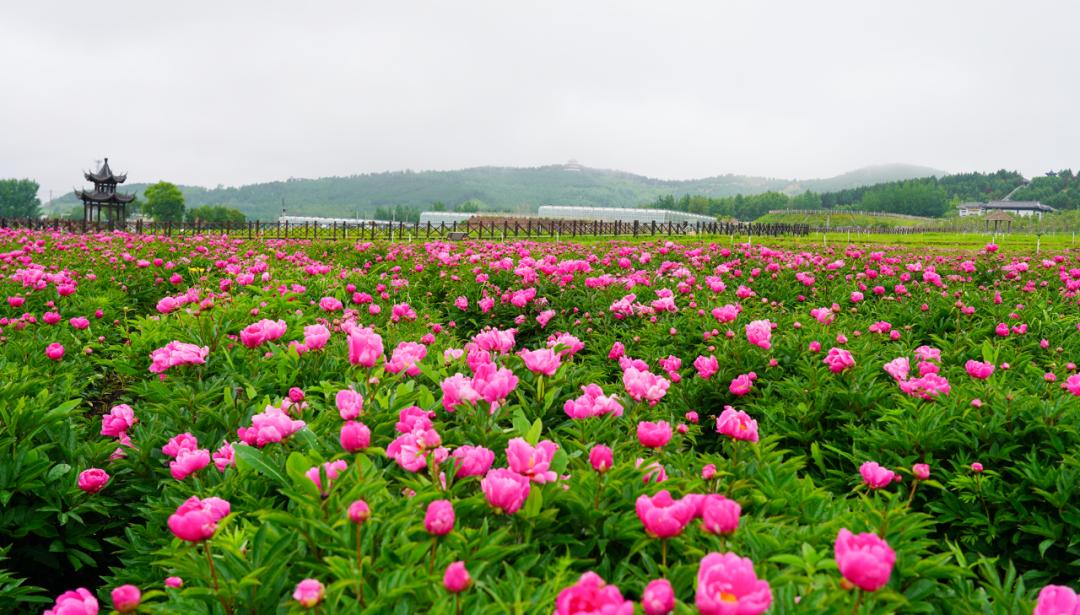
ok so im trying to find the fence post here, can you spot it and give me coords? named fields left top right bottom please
left=633, top=220, right=638, bottom=237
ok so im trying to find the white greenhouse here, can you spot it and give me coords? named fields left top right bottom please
left=536, top=206, right=715, bottom=224
left=418, top=212, right=477, bottom=225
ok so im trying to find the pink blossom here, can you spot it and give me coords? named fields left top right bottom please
left=635, top=490, right=697, bottom=538
left=519, top=347, right=562, bottom=376
left=589, top=445, right=613, bottom=473
left=912, top=463, right=930, bottom=480
left=239, top=318, right=287, bottom=348
left=169, top=447, right=211, bottom=480
left=965, top=360, right=995, bottom=380
left=729, top=374, right=753, bottom=397
left=637, top=421, right=673, bottom=449
left=293, top=578, right=325, bottom=608
left=622, top=367, right=670, bottom=405
left=167, top=496, right=230, bottom=542
left=347, top=325, right=384, bottom=367
left=386, top=341, right=427, bottom=376
left=506, top=437, right=559, bottom=483
left=213, top=441, right=235, bottom=472
left=700, top=494, right=741, bottom=535
left=1033, top=585, right=1080, bottom=615
left=101, top=404, right=136, bottom=437
left=451, top=445, right=495, bottom=477
left=444, top=561, right=472, bottom=594
left=46, top=342, right=65, bottom=361
left=237, top=404, right=306, bottom=447
left=744, top=319, right=773, bottom=350
left=715, top=406, right=759, bottom=442
left=44, top=588, right=98, bottom=615
left=302, top=324, right=331, bottom=350
left=694, top=354, right=719, bottom=379
left=472, top=362, right=519, bottom=405
left=481, top=468, right=531, bottom=514
left=110, top=584, right=140, bottom=613
left=162, top=432, right=199, bottom=457
left=834, top=528, right=896, bottom=591
left=77, top=468, right=109, bottom=493
left=641, top=579, right=675, bottom=615
left=695, top=552, right=773, bottom=614
left=564, top=384, right=624, bottom=419
left=149, top=341, right=208, bottom=374
left=305, top=460, right=348, bottom=495
left=555, top=572, right=633, bottom=615
left=883, top=357, right=910, bottom=381
left=823, top=347, right=855, bottom=373
left=859, top=461, right=896, bottom=489
left=339, top=420, right=372, bottom=452
left=335, top=387, right=364, bottom=420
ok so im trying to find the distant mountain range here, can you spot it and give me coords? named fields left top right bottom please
left=48, top=162, right=946, bottom=220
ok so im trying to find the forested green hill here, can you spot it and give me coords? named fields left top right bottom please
left=45, top=163, right=942, bottom=221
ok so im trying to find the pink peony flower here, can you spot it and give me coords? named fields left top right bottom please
left=519, top=347, right=562, bottom=376
left=637, top=421, right=673, bottom=449
left=555, top=572, right=634, bottom=615
left=302, top=324, right=331, bottom=350
left=101, top=404, right=136, bottom=437
left=480, top=468, right=531, bottom=515
left=622, top=367, right=670, bottom=405
left=167, top=496, right=231, bottom=542
left=472, top=362, right=519, bottom=405
left=728, top=374, right=753, bottom=397
left=293, top=578, right=325, bottom=608
left=641, top=579, right=675, bottom=615
left=46, top=342, right=65, bottom=361
left=444, top=561, right=472, bottom=593
left=715, top=406, right=759, bottom=443
left=339, top=420, right=372, bottom=452
left=77, top=468, right=109, bottom=494
left=169, top=447, right=211, bottom=480
left=912, top=463, right=930, bottom=480
left=882, top=357, right=910, bottom=381
left=149, top=341, right=208, bottom=374
left=386, top=341, right=427, bottom=376
left=695, top=552, right=773, bottom=614
left=744, top=319, right=773, bottom=350
left=441, top=373, right=480, bottom=412
left=44, top=588, right=98, bottom=615
left=700, top=494, right=741, bottom=535
left=424, top=499, right=455, bottom=535
left=834, top=528, right=896, bottom=591
left=335, top=387, right=364, bottom=420
left=239, top=318, right=287, bottom=348
left=165, top=577, right=183, bottom=589
left=1063, top=374, right=1080, bottom=396
left=564, top=384, right=624, bottom=419
left=213, top=441, right=235, bottom=472
left=694, top=355, right=719, bottom=379
left=347, top=325, right=384, bottom=367
left=965, top=360, right=995, bottom=380
left=305, top=460, right=348, bottom=495
left=1033, top=585, right=1080, bottom=615
left=823, top=347, right=856, bottom=373
left=635, top=490, right=697, bottom=538
left=348, top=499, right=371, bottom=524
left=506, top=438, right=559, bottom=483
left=452, top=445, right=495, bottom=478
left=859, top=461, right=896, bottom=489
left=589, top=445, right=613, bottom=473
left=111, top=585, right=141, bottom=613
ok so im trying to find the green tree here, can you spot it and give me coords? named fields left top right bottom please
left=0, top=179, right=42, bottom=218
left=143, top=181, right=186, bottom=222
left=185, top=205, right=245, bottom=224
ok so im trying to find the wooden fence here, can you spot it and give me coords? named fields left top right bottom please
left=0, top=217, right=810, bottom=240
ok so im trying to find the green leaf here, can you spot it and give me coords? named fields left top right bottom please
left=522, top=487, right=543, bottom=517
left=46, top=463, right=72, bottom=481
left=233, top=445, right=287, bottom=486
left=525, top=418, right=543, bottom=445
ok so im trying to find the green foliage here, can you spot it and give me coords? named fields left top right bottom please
left=0, top=178, right=43, bottom=218
left=1011, top=169, right=1080, bottom=210
left=143, top=182, right=186, bottom=223
left=185, top=205, right=245, bottom=225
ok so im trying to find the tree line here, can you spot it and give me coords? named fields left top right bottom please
left=644, top=170, right=1041, bottom=221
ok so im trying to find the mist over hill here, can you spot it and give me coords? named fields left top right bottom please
left=46, top=163, right=944, bottom=221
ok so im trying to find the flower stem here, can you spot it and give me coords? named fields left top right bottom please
left=429, top=536, right=438, bottom=575
left=849, top=588, right=862, bottom=615
left=661, top=538, right=668, bottom=572
left=355, top=524, right=365, bottom=605
left=204, top=541, right=233, bottom=615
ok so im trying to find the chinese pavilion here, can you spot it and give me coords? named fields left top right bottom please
left=76, top=158, right=135, bottom=225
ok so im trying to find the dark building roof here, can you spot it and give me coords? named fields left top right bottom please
left=76, top=189, right=136, bottom=204
left=84, top=158, right=127, bottom=184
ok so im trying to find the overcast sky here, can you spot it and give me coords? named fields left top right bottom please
left=2, top=1, right=1077, bottom=200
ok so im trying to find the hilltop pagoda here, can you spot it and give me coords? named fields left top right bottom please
left=76, top=158, right=135, bottom=226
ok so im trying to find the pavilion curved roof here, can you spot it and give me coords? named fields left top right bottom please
left=84, top=158, right=127, bottom=184
left=76, top=189, right=135, bottom=204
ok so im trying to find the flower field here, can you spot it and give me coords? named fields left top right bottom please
left=2, top=230, right=1079, bottom=614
